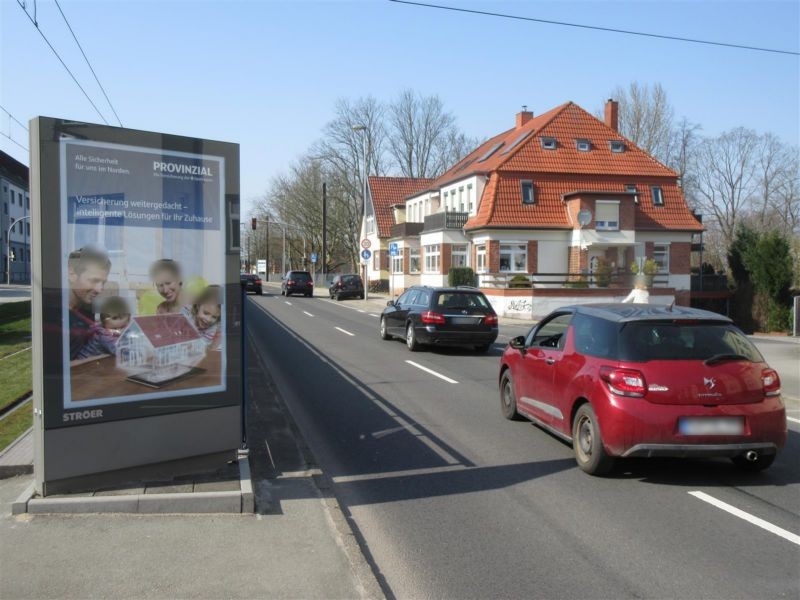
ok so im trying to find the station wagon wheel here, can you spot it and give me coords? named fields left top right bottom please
left=572, top=404, right=614, bottom=476
left=499, top=371, right=522, bottom=420
left=406, top=323, right=419, bottom=351
left=380, top=317, right=391, bottom=340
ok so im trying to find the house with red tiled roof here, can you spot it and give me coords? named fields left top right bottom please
left=361, top=176, right=434, bottom=286
left=364, top=100, right=703, bottom=318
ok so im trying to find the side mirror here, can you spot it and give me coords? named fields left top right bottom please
left=509, top=336, right=526, bottom=350
left=386, top=300, right=395, bottom=307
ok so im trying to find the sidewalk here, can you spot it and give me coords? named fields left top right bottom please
left=0, top=332, right=383, bottom=599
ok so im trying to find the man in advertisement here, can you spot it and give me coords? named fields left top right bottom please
left=67, top=246, right=111, bottom=360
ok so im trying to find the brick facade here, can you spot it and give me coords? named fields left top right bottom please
left=488, top=240, right=500, bottom=273
left=527, top=240, right=538, bottom=274
left=441, top=244, right=452, bottom=275
left=670, top=242, right=691, bottom=274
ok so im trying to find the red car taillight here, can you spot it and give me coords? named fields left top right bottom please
left=762, top=369, right=781, bottom=397
left=484, top=314, right=498, bottom=326
left=309, top=281, right=313, bottom=286
left=287, top=281, right=295, bottom=286
left=421, top=311, right=446, bottom=325
left=255, top=279, right=262, bottom=285
left=600, top=366, right=647, bottom=398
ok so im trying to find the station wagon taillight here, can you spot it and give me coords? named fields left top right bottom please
left=421, top=311, right=446, bottom=325
left=599, top=366, right=647, bottom=398
left=484, top=314, right=498, bottom=326
left=762, top=369, right=781, bottom=397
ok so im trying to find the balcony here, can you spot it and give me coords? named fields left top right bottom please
left=422, top=211, right=469, bottom=232
left=390, top=222, right=424, bottom=238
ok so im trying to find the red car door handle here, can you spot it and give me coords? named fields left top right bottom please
left=545, top=358, right=556, bottom=365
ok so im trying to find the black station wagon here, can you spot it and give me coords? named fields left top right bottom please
left=380, top=286, right=498, bottom=352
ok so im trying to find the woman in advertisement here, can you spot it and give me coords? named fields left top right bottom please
left=149, top=258, right=187, bottom=314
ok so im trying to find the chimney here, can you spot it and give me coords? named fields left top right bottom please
left=516, top=105, right=533, bottom=128
left=604, top=99, right=619, bottom=132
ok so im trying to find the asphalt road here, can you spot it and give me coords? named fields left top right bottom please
left=247, top=288, right=800, bottom=600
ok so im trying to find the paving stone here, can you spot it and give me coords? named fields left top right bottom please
left=144, top=483, right=193, bottom=494
left=193, top=479, right=239, bottom=492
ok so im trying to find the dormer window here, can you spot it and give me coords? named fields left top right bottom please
left=521, top=180, right=535, bottom=205
left=540, top=137, right=556, bottom=150
left=651, top=186, right=664, bottom=206
left=625, top=184, right=639, bottom=203
left=576, top=139, right=591, bottom=152
left=609, top=140, right=625, bottom=153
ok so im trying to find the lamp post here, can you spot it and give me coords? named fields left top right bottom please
left=353, top=124, right=368, bottom=300
left=6, top=215, right=31, bottom=285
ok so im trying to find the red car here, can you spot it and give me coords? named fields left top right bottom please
left=499, top=304, right=786, bottom=475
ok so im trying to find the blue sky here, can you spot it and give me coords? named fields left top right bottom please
left=2, top=0, right=798, bottom=218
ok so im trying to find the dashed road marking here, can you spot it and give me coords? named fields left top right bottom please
left=303, top=311, right=314, bottom=317
left=405, top=360, right=458, bottom=384
left=787, top=416, right=800, bottom=425
left=285, top=301, right=292, bottom=306
left=335, top=326, right=355, bottom=337
left=688, top=491, right=800, bottom=546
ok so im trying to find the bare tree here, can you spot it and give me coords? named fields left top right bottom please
left=603, top=82, right=675, bottom=164
left=693, top=127, right=761, bottom=264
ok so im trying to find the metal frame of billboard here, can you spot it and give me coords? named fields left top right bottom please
left=30, top=118, right=242, bottom=494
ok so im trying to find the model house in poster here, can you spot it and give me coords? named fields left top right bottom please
left=116, top=314, right=207, bottom=384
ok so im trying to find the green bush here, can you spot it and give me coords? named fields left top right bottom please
left=509, top=274, right=531, bottom=288
left=565, top=276, right=589, bottom=289
left=448, top=267, right=475, bottom=287
left=595, top=258, right=612, bottom=287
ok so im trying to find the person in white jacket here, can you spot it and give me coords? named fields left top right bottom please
left=622, top=276, right=650, bottom=304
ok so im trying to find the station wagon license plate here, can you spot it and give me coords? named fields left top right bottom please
left=450, top=317, right=480, bottom=325
left=678, top=417, right=744, bottom=436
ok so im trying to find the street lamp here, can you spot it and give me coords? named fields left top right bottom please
left=6, top=215, right=31, bottom=285
left=353, top=124, right=368, bottom=300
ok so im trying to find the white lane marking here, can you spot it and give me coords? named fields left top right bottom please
left=688, top=491, right=800, bottom=546
left=303, top=311, right=314, bottom=317
left=358, top=310, right=366, bottom=313
left=787, top=416, right=800, bottom=424
left=333, top=464, right=464, bottom=483
left=285, top=301, right=292, bottom=306
left=369, top=314, right=379, bottom=318
left=335, top=326, right=355, bottom=337
left=405, top=360, right=458, bottom=384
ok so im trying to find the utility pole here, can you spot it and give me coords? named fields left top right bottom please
left=322, top=182, right=327, bottom=282
left=265, top=215, right=270, bottom=281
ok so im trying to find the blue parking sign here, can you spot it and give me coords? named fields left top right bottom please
left=310, top=253, right=318, bottom=263
left=389, top=242, right=399, bottom=257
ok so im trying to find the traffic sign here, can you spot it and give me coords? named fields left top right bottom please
left=360, top=249, right=372, bottom=261
left=360, top=238, right=371, bottom=249
left=310, top=253, right=318, bottom=263
left=388, top=242, right=399, bottom=257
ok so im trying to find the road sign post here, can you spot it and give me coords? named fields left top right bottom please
left=360, top=248, right=372, bottom=301
left=388, top=243, right=399, bottom=299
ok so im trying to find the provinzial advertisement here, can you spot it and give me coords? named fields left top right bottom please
left=60, top=138, right=227, bottom=412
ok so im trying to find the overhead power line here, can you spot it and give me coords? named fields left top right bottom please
left=15, top=0, right=110, bottom=124
left=388, top=0, right=800, bottom=56
left=53, top=0, right=122, bottom=126
left=0, top=106, right=29, bottom=132
left=0, top=131, right=28, bottom=152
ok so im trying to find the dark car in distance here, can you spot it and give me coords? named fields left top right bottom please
left=499, top=304, right=786, bottom=476
left=240, top=273, right=263, bottom=295
left=380, top=286, right=498, bottom=352
left=281, top=270, right=314, bottom=297
left=329, top=274, right=364, bottom=301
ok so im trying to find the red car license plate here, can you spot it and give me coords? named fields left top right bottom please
left=679, top=417, right=744, bottom=435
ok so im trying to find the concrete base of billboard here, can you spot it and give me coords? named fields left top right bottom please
left=11, top=450, right=253, bottom=514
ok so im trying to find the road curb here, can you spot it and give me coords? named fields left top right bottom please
left=10, top=453, right=254, bottom=515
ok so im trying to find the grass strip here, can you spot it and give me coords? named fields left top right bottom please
left=0, top=350, right=32, bottom=412
left=0, top=315, right=32, bottom=359
left=0, top=401, right=32, bottom=453
left=0, top=300, right=31, bottom=321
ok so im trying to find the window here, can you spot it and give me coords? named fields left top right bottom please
left=609, top=140, right=625, bottom=153
left=424, top=244, right=440, bottom=273
left=26, top=196, right=29, bottom=209
left=476, top=244, right=486, bottom=273
left=651, top=186, right=664, bottom=206
left=595, top=201, right=619, bottom=231
left=540, top=137, right=556, bottom=150
left=373, top=250, right=379, bottom=271
left=625, top=184, right=637, bottom=193
left=26, top=223, right=30, bottom=236
left=3, top=202, right=6, bottom=215
left=653, top=244, right=669, bottom=272
left=409, top=247, right=421, bottom=273
left=415, top=289, right=431, bottom=306
left=458, top=187, right=464, bottom=212
left=443, top=191, right=449, bottom=211
left=467, top=184, right=474, bottom=214
left=392, top=248, right=404, bottom=274
left=521, top=180, right=535, bottom=205
left=527, top=313, right=573, bottom=350
left=366, top=215, right=375, bottom=234
left=499, top=244, right=527, bottom=272
left=576, top=139, right=591, bottom=152
left=451, top=244, right=468, bottom=268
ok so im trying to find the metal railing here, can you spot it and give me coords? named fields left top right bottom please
left=422, top=211, right=469, bottom=232
left=476, top=272, right=670, bottom=289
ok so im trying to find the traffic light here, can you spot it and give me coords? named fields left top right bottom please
left=251, top=217, right=257, bottom=230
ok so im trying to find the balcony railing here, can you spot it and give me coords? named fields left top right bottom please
left=422, top=211, right=469, bottom=232
left=390, top=222, right=424, bottom=238
left=691, top=274, right=729, bottom=292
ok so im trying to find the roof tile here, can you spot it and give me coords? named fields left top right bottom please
left=368, top=176, right=434, bottom=237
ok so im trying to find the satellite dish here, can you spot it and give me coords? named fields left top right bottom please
left=577, top=209, right=592, bottom=227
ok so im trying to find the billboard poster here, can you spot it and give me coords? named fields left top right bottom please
left=57, top=137, right=230, bottom=417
